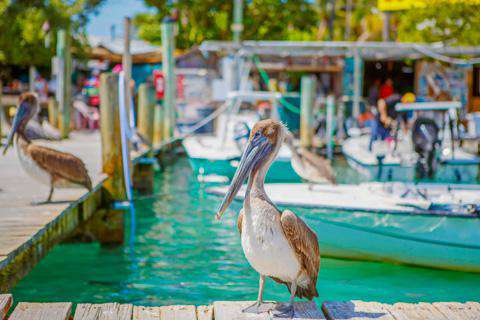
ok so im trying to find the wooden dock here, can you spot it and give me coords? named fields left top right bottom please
left=0, top=294, right=478, bottom=319
left=0, top=132, right=106, bottom=291
left=0, top=130, right=174, bottom=292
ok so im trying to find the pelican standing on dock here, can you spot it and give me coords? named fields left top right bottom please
left=3, top=93, right=92, bottom=203
left=216, top=119, right=320, bottom=317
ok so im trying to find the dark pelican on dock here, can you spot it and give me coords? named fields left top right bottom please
left=216, top=119, right=320, bottom=318
left=2, top=93, right=92, bottom=203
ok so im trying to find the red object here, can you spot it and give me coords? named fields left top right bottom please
left=379, top=84, right=394, bottom=100
left=154, top=70, right=165, bottom=100
left=153, top=70, right=185, bottom=100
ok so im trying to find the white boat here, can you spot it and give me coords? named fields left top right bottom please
left=207, top=182, right=480, bottom=272
left=343, top=134, right=479, bottom=182
left=183, top=92, right=301, bottom=182
left=343, top=101, right=480, bottom=182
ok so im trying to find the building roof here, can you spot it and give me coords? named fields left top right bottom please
left=200, top=41, right=480, bottom=64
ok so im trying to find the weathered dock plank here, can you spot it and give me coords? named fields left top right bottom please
left=0, top=294, right=12, bottom=320
left=196, top=305, right=213, bottom=320
left=213, top=301, right=324, bottom=319
left=133, top=306, right=161, bottom=320
left=9, top=302, right=72, bottom=320
left=322, top=301, right=394, bottom=320
left=432, top=302, right=480, bottom=320
left=385, top=302, right=449, bottom=320
left=0, top=132, right=105, bottom=292
left=159, top=305, right=196, bottom=320
left=74, top=303, right=133, bottom=320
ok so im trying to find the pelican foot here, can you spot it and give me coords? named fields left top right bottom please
left=272, top=302, right=294, bottom=318
left=242, top=301, right=271, bottom=314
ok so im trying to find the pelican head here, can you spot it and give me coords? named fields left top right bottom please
left=216, top=119, right=285, bottom=220
left=3, top=92, right=39, bottom=154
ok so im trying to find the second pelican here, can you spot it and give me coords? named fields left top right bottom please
left=216, top=119, right=320, bottom=317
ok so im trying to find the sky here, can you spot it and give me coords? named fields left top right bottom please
left=86, top=0, right=154, bottom=37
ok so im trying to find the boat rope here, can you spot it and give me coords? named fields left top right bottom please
left=252, top=55, right=301, bottom=114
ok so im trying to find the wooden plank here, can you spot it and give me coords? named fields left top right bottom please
left=196, top=305, right=213, bottom=320
left=73, top=303, right=133, bottom=320
left=214, top=301, right=323, bottom=320
left=466, top=301, right=480, bottom=314
left=133, top=306, right=160, bottom=320
left=322, top=301, right=394, bottom=320
left=385, top=302, right=449, bottom=320
left=9, top=302, right=71, bottom=320
left=0, top=294, right=12, bottom=320
left=214, top=301, right=275, bottom=320
left=159, top=305, right=196, bottom=320
left=433, top=302, right=480, bottom=320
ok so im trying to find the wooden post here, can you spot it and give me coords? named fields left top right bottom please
left=161, top=19, right=176, bottom=140
left=48, top=98, right=59, bottom=128
left=100, top=73, right=128, bottom=201
left=300, top=75, right=316, bottom=148
left=99, top=72, right=127, bottom=244
left=28, top=65, right=36, bottom=92
left=134, top=83, right=155, bottom=194
left=153, top=103, right=164, bottom=147
left=137, top=83, right=155, bottom=144
left=352, top=48, right=361, bottom=119
left=232, top=0, right=244, bottom=44
left=56, top=29, right=71, bottom=139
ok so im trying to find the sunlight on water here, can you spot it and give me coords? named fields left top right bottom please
left=13, top=156, right=480, bottom=305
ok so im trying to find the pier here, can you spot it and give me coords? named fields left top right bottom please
left=0, top=294, right=479, bottom=319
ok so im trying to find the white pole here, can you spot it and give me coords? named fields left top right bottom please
left=326, top=95, right=335, bottom=159
left=353, top=48, right=361, bottom=119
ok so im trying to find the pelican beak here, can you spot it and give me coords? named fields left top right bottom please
left=216, top=133, right=272, bottom=220
left=3, top=100, right=29, bottom=155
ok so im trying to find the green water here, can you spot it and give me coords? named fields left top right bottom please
left=12, top=156, right=480, bottom=305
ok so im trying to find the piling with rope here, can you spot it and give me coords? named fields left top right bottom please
left=56, top=28, right=72, bottom=139
left=98, top=72, right=128, bottom=244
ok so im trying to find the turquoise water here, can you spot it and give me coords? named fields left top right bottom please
left=12, top=156, right=480, bottom=305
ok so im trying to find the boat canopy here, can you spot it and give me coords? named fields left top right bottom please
left=395, top=101, right=462, bottom=112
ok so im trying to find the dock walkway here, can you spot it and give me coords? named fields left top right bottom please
left=0, top=294, right=479, bottom=319
left=1, top=132, right=106, bottom=291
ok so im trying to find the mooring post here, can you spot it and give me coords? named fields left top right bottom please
left=98, top=72, right=127, bottom=244
left=134, top=83, right=156, bottom=193
left=56, top=29, right=72, bottom=139
left=326, top=95, right=335, bottom=159
left=48, top=98, right=59, bottom=128
left=153, top=102, right=164, bottom=147
left=300, top=75, right=316, bottom=148
left=161, top=18, right=176, bottom=140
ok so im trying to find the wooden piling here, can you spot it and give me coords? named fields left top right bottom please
left=153, top=103, right=164, bottom=147
left=300, top=75, right=316, bottom=148
left=56, top=29, right=72, bottom=139
left=48, top=98, right=59, bottom=129
left=137, top=84, right=155, bottom=144
left=134, top=83, right=156, bottom=194
left=326, top=95, right=335, bottom=159
left=99, top=72, right=127, bottom=244
left=161, top=19, right=176, bottom=140
left=100, top=73, right=128, bottom=201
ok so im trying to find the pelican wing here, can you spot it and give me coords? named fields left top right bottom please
left=237, top=209, right=244, bottom=234
left=28, top=144, right=92, bottom=189
left=280, top=209, right=320, bottom=300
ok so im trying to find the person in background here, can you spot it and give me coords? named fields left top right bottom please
left=379, top=78, right=394, bottom=100
left=369, top=92, right=401, bottom=151
left=368, top=79, right=381, bottom=107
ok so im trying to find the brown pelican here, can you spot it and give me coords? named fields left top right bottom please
left=285, top=131, right=336, bottom=185
left=216, top=119, right=320, bottom=317
left=3, top=93, right=92, bottom=203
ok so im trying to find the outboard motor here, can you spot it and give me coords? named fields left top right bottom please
left=233, top=121, right=251, bottom=152
left=412, top=117, right=440, bottom=179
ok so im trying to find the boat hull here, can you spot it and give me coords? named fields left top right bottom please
left=301, top=210, right=480, bottom=272
left=188, top=156, right=301, bottom=182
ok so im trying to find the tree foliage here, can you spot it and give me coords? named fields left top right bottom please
left=397, top=0, right=480, bottom=45
left=0, top=0, right=105, bottom=67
